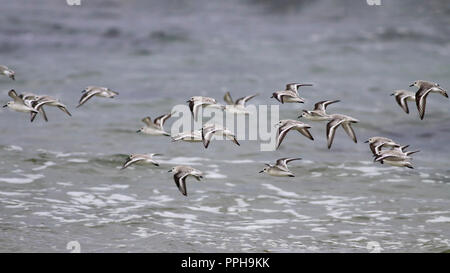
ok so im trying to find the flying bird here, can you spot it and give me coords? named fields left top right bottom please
left=276, top=120, right=314, bottom=149
left=168, top=166, right=204, bottom=196
left=374, top=149, right=419, bottom=169
left=299, top=100, right=340, bottom=121
left=121, top=154, right=161, bottom=169
left=271, top=90, right=305, bottom=104
left=201, top=123, right=240, bottom=149
left=77, top=86, right=118, bottom=108
left=259, top=157, right=302, bottom=177
left=365, top=136, right=400, bottom=155
left=171, top=130, right=203, bottom=142
left=3, top=90, right=38, bottom=117
left=187, top=96, right=224, bottom=120
left=391, top=90, right=415, bottom=114
left=30, top=95, right=72, bottom=122
left=223, top=91, right=258, bottom=114
left=285, top=83, right=313, bottom=95
left=410, top=80, right=448, bottom=120
left=325, top=114, right=359, bottom=149
left=0, top=65, right=15, bottom=80
left=137, top=113, right=172, bottom=136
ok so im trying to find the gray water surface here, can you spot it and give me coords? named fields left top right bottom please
left=0, top=0, right=449, bottom=252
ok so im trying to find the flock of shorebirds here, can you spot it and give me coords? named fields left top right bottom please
left=1, top=64, right=448, bottom=196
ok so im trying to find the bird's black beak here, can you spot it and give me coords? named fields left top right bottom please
left=364, top=140, right=369, bottom=143
left=136, top=129, right=141, bottom=133
left=10, top=75, right=15, bottom=80
left=390, top=93, right=394, bottom=96
left=3, top=104, right=7, bottom=108
left=409, top=84, right=414, bottom=87
left=168, top=170, right=172, bottom=173
left=258, top=170, right=264, bottom=173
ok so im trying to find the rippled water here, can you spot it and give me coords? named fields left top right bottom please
left=0, top=0, right=449, bottom=252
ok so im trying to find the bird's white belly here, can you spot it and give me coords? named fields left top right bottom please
left=267, top=169, right=293, bottom=177
left=141, top=128, right=167, bottom=135
left=283, top=97, right=300, bottom=103
left=182, top=137, right=202, bottom=142
left=10, top=103, right=32, bottom=113
left=305, top=116, right=329, bottom=121
left=384, top=160, right=409, bottom=167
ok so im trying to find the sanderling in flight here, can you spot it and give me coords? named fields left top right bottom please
left=187, top=96, right=224, bottom=120
left=259, top=157, right=302, bottom=177
left=271, top=83, right=313, bottom=104
left=276, top=119, right=314, bottom=149
left=77, top=86, right=119, bottom=108
left=171, top=129, right=203, bottom=142
left=3, top=90, right=38, bottom=117
left=223, top=91, right=258, bottom=114
left=29, top=95, right=72, bottom=122
left=326, top=114, right=359, bottom=149
left=137, top=113, right=172, bottom=136
left=0, top=65, right=15, bottom=80
left=373, top=148, right=419, bottom=169
left=285, top=83, right=313, bottom=95
left=168, top=165, right=204, bottom=196
left=271, top=90, right=305, bottom=104
left=298, top=100, right=340, bottom=121
left=409, top=80, right=448, bottom=120
left=121, top=153, right=161, bottom=169
left=365, top=136, right=400, bottom=155
left=17, top=92, right=48, bottom=121
left=391, top=90, right=416, bottom=114
left=201, top=123, right=240, bottom=149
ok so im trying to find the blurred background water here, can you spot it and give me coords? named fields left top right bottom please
left=0, top=0, right=449, bottom=252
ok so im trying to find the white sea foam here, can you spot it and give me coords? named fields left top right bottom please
left=282, top=209, right=310, bottom=220
left=159, top=157, right=206, bottom=166
left=107, top=194, right=136, bottom=202
left=0, top=191, right=30, bottom=197
left=311, top=227, right=328, bottom=233
left=67, top=158, right=88, bottom=163
left=235, top=198, right=250, bottom=208
left=262, top=183, right=300, bottom=198
left=32, top=161, right=56, bottom=171
left=33, top=197, right=67, bottom=204
left=421, top=179, right=435, bottom=184
left=4, top=145, right=23, bottom=151
left=67, top=191, right=108, bottom=207
left=254, top=219, right=289, bottom=225
left=228, top=225, right=268, bottom=231
left=188, top=206, right=222, bottom=214
left=0, top=174, right=44, bottom=184
left=426, top=216, right=450, bottom=223
left=154, top=211, right=197, bottom=220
